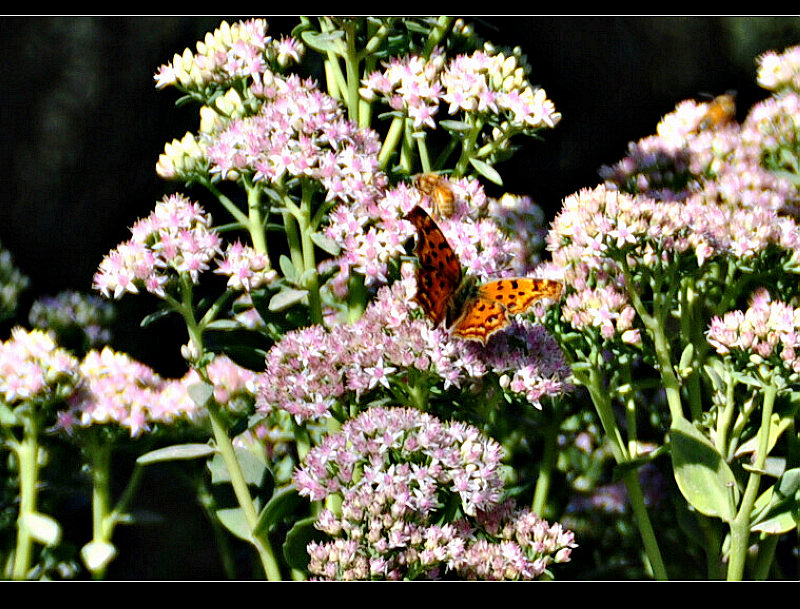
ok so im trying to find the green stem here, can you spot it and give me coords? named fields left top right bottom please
left=201, top=178, right=250, bottom=228
left=620, top=260, right=685, bottom=423
left=531, top=403, right=560, bottom=516
left=342, top=20, right=362, bottom=124
left=378, top=115, right=406, bottom=171
left=297, top=183, right=322, bottom=326
left=86, top=440, right=114, bottom=579
left=175, top=277, right=282, bottom=579
left=751, top=533, right=779, bottom=580
left=574, top=351, right=668, bottom=580
left=715, top=364, right=737, bottom=458
left=454, top=116, right=484, bottom=177
left=245, top=179, right=268, bottom=255
left=207, top=402, right=282, bottom=580
left=347, top=272, right=367, bottom=323
left=10, top=414, right=41, bottom=580
left=620, top=468, right=668, bottom=580
left=727, top=380, right=777, bottom=580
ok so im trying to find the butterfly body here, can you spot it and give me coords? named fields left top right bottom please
left=406, top=205, right=562, bottom=343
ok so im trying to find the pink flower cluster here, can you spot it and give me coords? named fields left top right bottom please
left=707, top=288, right=800, bottom=375
left=62, top=347, right=199, bottom=438
left=359, top=50, right=445, bottom=130
left=205, top=75, right=386, bottom=201
left=0, top=328, right=78, bottom=406
left=94, top=194, right=276, bottom=301
left=601, top=95, right=798, bottom=213
left=360, top=47, right=560, bottom=133
left=296, top=406, right=575, bottom=580
left=256, top=264, right=570, bottom=421
left=546, top=182, right=800, bottom=340
left=214, top=240, right=277, bottom=292
left=61, top=351, right=254, bottom=438
left=153, top=19, right=303, bottom=92
left=757, top=45, right=800, bottom=93
left=93, top=194, right=220, bottom=299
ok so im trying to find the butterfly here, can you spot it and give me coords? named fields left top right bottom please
left=405, top=205, right=562, bottom=343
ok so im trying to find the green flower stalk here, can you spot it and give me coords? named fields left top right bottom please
left=0, top=329, right=78, bottom=579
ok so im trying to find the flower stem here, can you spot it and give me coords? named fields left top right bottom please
left=10, top=414, right=41, bottom=580
left=531, top=402, right=561, bottom=516
left=207, top=401, right=282, bottom=580
left=727, top=380, right=777, bottom=580
left=575, top=349, right=669, bottom=580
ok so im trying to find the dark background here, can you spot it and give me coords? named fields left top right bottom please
left=1, top=15, right=799, bottom=579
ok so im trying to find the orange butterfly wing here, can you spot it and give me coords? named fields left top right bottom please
left=406, top=205, right=462, bottom=326
left=451, top=279, right=563, bottom=343
left=407, top=205, right=563, bottom=343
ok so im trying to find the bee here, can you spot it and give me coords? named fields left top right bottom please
left=413, top=172, right=456, bottom=219
left=698, top=92, right=736, bottom=131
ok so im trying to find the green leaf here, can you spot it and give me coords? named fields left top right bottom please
left=187, top=381, right=214, bottom=409
left=279, top=255, right=297, bottom=283
left=20, top=512, right=62, bottom=547
left=611, top=445, right=668, bottom=481
left=751, top=467, right=800, bottom=534
left=309, top=231, right=341, bottom=256
left=137, top=443, right=217, bottom=465
left=269, top=288, right=308, bottom=312
left=300, top=30, right=344, bottom=54
left=702, top=359, right=727, bottom=396
left=439, top=119, right=472, bottom=133
left=0, top=401, right=17, bottom=426
left=216, top=507, right=252, bottom=542
left=204, top=319, right=241, bottom=331
left=254, top=485, right=305, bottom=538
left=469, top=158, right=503, bottom=186
left=208, top=448, right=270, bottom=489
left=283, top=516, right=328, bottom=571
left=80, top=540, right=117, bottom=573
left=669, top=416, right=739, bottom=522
left=734, top=412, right=792, bottom=461
left=140, top=307, right=174, bottom=328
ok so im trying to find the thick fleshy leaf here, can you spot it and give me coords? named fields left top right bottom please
left=187, top=381, right=214, bottom=408
left=216, top=507, right=251, bottom=542
left=751, top=468, right=800, bottom=534
left=20, top=512, right=62, bottom=547
left=469, top=158, right=503, bottom=185
left=310, top=231, right=341, bottom=256
left=81, top=540, right=118, bottom=572
left=137, top=443, right=217, bottom=465
left=269, top=289, right=308, bottom=311
left=283, top=516, right=328, bottom=571
left=254, top=485, right=305, bottom=538
left=669, top=416, right=739, bottom=522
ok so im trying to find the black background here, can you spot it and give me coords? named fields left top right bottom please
left=1, top=15, right=799, bottom=579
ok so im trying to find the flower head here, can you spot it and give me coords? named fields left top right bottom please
left=29, top=291, right=115, bottom=353
left=153, top=19, right=303, bottom=93
left=707, top=287, right=800, bottom=377
left=296, top=406, right=575, bottom=580
left=0, top=327, right=78, bottom=407
left=62, top=347, right=202, bottom=438
left=256, top=262, right=570, bottom=422
left=93, top=194, right=221, bottom=300
left=757, top=44, right=800, bottom=93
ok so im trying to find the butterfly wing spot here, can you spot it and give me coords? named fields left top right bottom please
left=481, top=278, right=562, bottom=314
